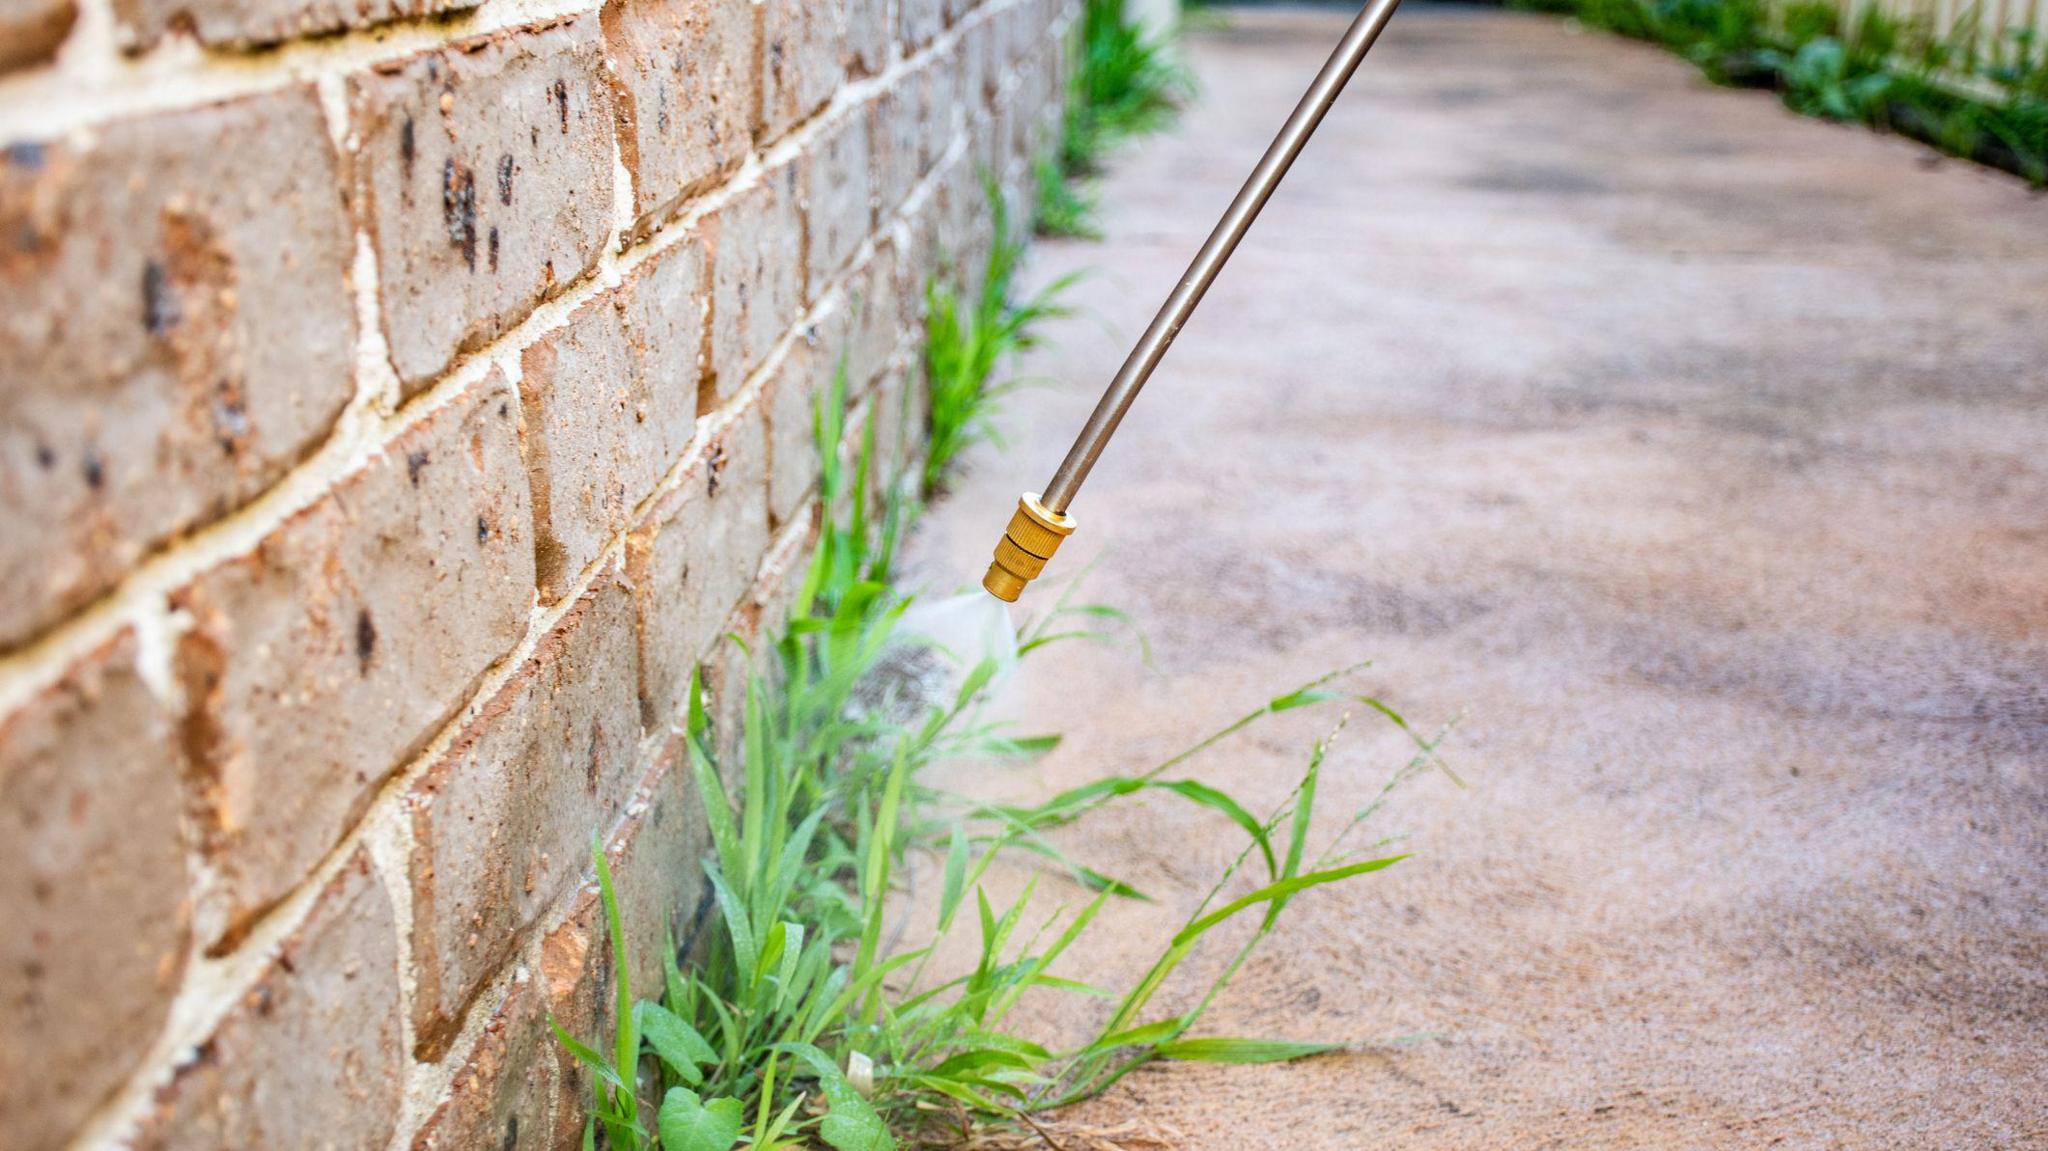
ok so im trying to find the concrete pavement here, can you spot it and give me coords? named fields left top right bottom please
left=902, top=7, right=2048, bottom=1146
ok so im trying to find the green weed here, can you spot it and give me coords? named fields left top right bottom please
left=1778, top=0, right=1840, bottom=46
left=1036, top=0, right=1191, bottom=238
left=923, top=181, right=1081, bottom=498
left=1032, top=153, right=1102, bottom=240
left=555, top=213, right=1452, bottom=1150
left=1762, top=37, right=1893, bottom=120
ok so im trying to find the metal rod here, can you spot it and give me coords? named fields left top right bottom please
left=1039, top=0, right=1404, bottom=513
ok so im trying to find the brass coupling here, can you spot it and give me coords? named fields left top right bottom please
left=982, top=493, right=1076, bottom=602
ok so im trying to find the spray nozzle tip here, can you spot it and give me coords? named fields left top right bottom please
left=982, top=493, right=1075, bottom=602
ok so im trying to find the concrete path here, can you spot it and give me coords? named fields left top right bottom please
left=901, top=7, right=2047, bottom=1147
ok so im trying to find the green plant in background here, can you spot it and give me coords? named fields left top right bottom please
left=1032, top=153, right=1102, bottom=241
left=554, top=193, right=1453, bottom=1150
left=1037, top=0, right=1192, bottom=237
left=1762, top=36, right=1893, bottom=120
left=1510, top=0, right=2047, bottom=184
left=1777, top=0, right=1840, bottom=46
left=1653, top=0, right=1772, bottom=81
left=924, top=182, right=1081, bottom=498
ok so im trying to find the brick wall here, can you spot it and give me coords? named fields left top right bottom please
left=0, top=0, right=1070, bottom=1144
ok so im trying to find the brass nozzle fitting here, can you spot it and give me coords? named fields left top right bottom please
left=982, top=493, right=1076, bottom=602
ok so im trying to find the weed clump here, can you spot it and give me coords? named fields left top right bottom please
left=1037, top=0, right=1193, bottom=238
left=923, top=183, right=1081, bottom=498
left=553, top=189, right=1451, bottom=1150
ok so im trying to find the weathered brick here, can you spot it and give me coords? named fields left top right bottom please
left=898, top=0, right=943, bottom=52
left=0, top=0, right=74, bottom=71
left=700, top=603, right=758, bottom=776
left=113, top=0, right=471, bottom=51
left=869, top=366, right=927, bottom=505
left=753, top=511, right=816, bottom=644
left=839, top=0, right=888, bottom=76
left=535, top=757, right=711, bottom=1149
left=846, top=241, right=903, bottom=393
left=0, top=633, right=188, bottom=1151
left=706, top=159, right=804, bottom=399
left=412, top=970, right=554, bottom=1151
left=868, top=78, right=924, bottom=220
left=805, top=107, right=873, bottom=300
left=895, top=179, right=950, bottom=322
left=935, top=153, right=989, bottom=302
left=760, top=0, right=842, bottom=142
left=996, top=1, right=1026, bottom=69
left=1012, top=43, right=1055, bottom=163
left=607, top=750, right=712, bottom=1016
left=959, top=16, right=997, bottom=110
left=538, top=888, right=613, bottom=1148
left=133, top=849, right=403, bottom=1151
left=351, top=16, right=615, bottom=391
left=520, top=238, right=705, bottom=602
left=0, top=87, right=355, bottom=652
left=763, top=298, right=852, bottom=528
left=923, top=51, right=961, bottom=167
left=175, top=371, right=534, bottom=950
left=602, top=0, right=756, bottom=234
left=705, top=516, right=811, bottom=731
left=407, top=562, right=640, bottom=1059
left=626, top=390, right=770, bottom=735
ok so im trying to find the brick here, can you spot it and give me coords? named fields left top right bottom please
left=995, top=2, right=1023, bottom=69
left=869, top=366, right=928, bottom=506
left=763, top=299, right=852, bottom=528
left=605, top=750, right=712, bottom=1017
left=925, top=51, right=962, bottom=165
left=805, top=107, right=873, bottom=300
left=1013, top=44, right=1054, bottom=162
left=700, top=603, right=757, bottom=775
left=536, top=759, right=712, bottom=1149
left=959, top=16, right=997, bottom=110
left=706, top=159, right=803, bottom=399
left=760, top=0, right=841, bottom=142
left=698, top=491, right=810, bottom=774
left=895, top=189, right=944, bottom=321
left=935, top=153, right=989, bottom=302
left=0, top=87, right=355, bottom=652
left=538, top=890, right=613, bottom=1148
left=175, top=371, right=534, bottom=950
left=133, top=850, right=403, bottom=1151
left=406, top=562, right=640, bottom=1059
left=412, top=970, right=554, bottom=1151
left=602, top=0, right=756, bottom=234
left=839, top=0, right=887, bottom=76
left=847, top=241, right=902, bottom=392
left=898, top=0, right=942, bottom=52
left=351, top=16, right=615, bottom=391
left=870, top=71, right=935, bottom=220
left=0, top=0, right=74, bottom=71
left=112, top=0, right=471, bottom=51
left=0, top=633, right=187, bottom=1151
left=520, top=238, right=706, bottom=602
left=753, top=512, right=816, bottom=644
left=626, top=390, right=769, bottom=735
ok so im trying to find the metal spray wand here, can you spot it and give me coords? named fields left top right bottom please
left=982, top=0, right=1405, bottom=601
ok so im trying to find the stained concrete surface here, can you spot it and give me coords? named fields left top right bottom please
left=898, top=5, right=2047, bottom=1148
